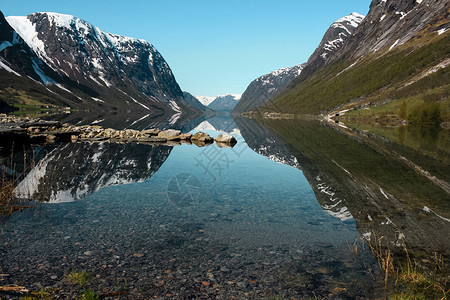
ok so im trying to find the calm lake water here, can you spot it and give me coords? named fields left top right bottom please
left=0, top=115, right=448, bottom=299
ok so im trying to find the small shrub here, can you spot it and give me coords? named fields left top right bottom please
left=67, top=270, right=90, bottom=286
left=408, top=102, right=442, bottom=125
left=80, top=290, right=99, bottom=300
left=398, top=101, right=407, bottom=120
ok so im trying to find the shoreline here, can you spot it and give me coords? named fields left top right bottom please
left=0, top=114, right=237, bottom=153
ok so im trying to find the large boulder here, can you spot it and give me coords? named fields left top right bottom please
left=140, top=129, right=161, bottom=137
left=158, top=129, right=182, bottom=139
left=191, top=132, right=214, bottom=142
left=215, top=134, right=237, bottom=144
left=178, top=133, right=193, bottom=140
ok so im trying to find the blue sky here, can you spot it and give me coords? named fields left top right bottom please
left=2, top=0, right=370, bottom=96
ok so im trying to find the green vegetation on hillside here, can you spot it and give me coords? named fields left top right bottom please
left=0, top=70, right=68, bottom=111
left=260, top=32, right=449, bottom=124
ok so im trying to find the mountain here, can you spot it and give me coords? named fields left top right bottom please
left=0, top=11, right=71, bottom=109
left=294, top=12, right=364, bottom=82
left=207, top=93, right=241, bottom=112
left=1, top=11, right=198, bottom=117
left=260, top=0, right=449, bottom=125
left=234, top=12, right=363, bottom=114
left=232, top=64, right=305, bottom=114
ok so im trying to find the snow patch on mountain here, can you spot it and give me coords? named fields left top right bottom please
left=321, top=13, right=365, bottom=57
left=6, top=15, right=48, bottom=60
left=31, top=59, right=56, bottom=84
left=0, top=59, right=22, bottom=76
left=335, top=12, right=365, bottom=28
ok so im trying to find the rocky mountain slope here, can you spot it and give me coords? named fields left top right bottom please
left=234, top=12, right=363, bottom=114
left=261, top=0, right=449, bottom=125
left=293, top=12, right=364, bottom=83
left=182, top=91, right=213, bottom=113
left=232, top=64, right=305, bottom=114
left=0, top=11, right=70, bottom=109
left=0, top=11, right=198, bottom=118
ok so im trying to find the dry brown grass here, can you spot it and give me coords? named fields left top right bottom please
left=361, top=231, right=448, bottom=299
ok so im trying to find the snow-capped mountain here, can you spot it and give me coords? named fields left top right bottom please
left=1, top=11, right=197, bottom=116
left=233, top=12, right=364, bottom=114
left=0, top=11, right=62, bottom=89
left=307, top=13, right=364, bottom=66
left=195, top=95, right=217, bottom=107
left=337, top=0, right=448, bottom=60
left=288, top=12, right=365, bottom=87
left=261, top=0, right=449, bottom=117
left=232, top=63, right=305, bottom=114
left=192, top=93, right=242, bottom=112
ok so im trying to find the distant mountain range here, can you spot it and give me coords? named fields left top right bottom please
left=0, top=11, right=198, bottom=121
left=184, top=92, right=242, bottom=112
left=182, top=91, right=214, bottom=113
left=233, top=12, right=364, bottom=114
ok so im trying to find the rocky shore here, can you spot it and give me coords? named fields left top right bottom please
left=0, top=114, right=237, bottom=151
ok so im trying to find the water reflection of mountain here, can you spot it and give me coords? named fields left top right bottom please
left=42, top=110, right=205, bottom=132
left=234, top=117, right=350, bottom=221
left=193, top=116, right=240, bottom=134
left=236, top=117, right=450, bottom=262
left=234, top=117, right=300, bottom=168
left=15, top=142, right=172, bottom=203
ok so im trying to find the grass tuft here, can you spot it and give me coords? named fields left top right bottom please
left=67, top=270, right=90, bottom=286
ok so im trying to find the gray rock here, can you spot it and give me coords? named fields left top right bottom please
left=141, top=129, right=161, bottom=136
left=158, top=129, right=182, bottom=139
left=191, top=132, right=214, bottom=142
left=215, top=135, right=237, bottom=144
left=176, top=133, right=192, bottom=140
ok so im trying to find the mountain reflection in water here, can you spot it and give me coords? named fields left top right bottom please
left=235, top=116, right=450, bottom=266
left=13, top=142, right=172, bottom=203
